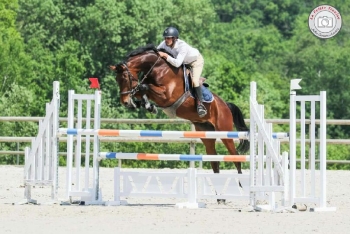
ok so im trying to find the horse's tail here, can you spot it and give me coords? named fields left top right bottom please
left=226, top=102, right=250, bottom=154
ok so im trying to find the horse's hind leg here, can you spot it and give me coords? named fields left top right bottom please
left=200, top=138, right=219, bottom=173
left=211, top=101, right=243, bottom=174
left=200, top=138, right=227, bottom=204
left=215, top=107, right=243, bottom=189
left=193, top=123, right=219, bottom=173
left=221, top=139, right=242, bottom=174
left=215, top=116, right=243, bottom=174
left=221, top=138, right=243, bottom=190
left=194, top=123, right=225, bottom=204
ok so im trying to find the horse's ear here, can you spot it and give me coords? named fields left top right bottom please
left=109, top=65, right=117, bottom=71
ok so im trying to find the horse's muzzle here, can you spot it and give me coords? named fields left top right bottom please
left=123, top=98, right=137, bottom=109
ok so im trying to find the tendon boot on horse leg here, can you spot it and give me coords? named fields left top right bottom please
left=141, top=94, right=157, bottom=114
left=194, top=86, right=207, bottom=117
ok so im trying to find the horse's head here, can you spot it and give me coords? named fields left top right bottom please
left=110, top=44, right=161, bottom=109
left=109, top=62, right=139, bottom=109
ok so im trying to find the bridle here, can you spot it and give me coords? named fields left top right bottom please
left=119, top=55, right=161, bottom=97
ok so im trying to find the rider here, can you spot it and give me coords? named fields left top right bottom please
left=157, top=26, right=207, bottom=118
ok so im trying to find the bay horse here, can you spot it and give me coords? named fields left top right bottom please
left=110, top=44, right=249, bottom=176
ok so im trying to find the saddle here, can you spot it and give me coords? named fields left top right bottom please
left=183, top=65, right=213, bottom=103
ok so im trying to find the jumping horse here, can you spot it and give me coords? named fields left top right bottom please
left=110, top=44, right=249, bottom=183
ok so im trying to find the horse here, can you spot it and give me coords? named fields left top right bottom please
left=109, top=44, right=249, bottom=177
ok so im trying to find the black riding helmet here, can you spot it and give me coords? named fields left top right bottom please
left=163, top=27, right=179, bottom=38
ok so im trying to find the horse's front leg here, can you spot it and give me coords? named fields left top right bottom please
left=141, top=94, right=157, bottom=114
left=134, top=99, right=143, bottom=108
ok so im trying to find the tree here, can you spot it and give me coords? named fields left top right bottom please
left=210, top=0, right=303, bottom=37
left=0, top=0, right=29, bottom=93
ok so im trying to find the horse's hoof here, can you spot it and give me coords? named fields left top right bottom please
left=151, top=106, right=158, bottom=114
left=217, top=199, right=226, bottom=204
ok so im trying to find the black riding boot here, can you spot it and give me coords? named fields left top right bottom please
left=194, top=86, right=207, bottom=117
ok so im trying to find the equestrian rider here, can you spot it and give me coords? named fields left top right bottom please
left=157, top=27, right=207, bottom=118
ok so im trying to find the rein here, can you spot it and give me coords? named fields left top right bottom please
left=119, top=55, right=161, bottom=96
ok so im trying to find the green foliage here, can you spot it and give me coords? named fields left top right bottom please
left=0, top=0, right=349, bottom=169
left=210, top=0, right=303, bottom=36
left=0, top=0, right=29, bottom=92
left=327, top=145, right=350, bottom=170
left=0, top=83, right=37, bottom=163
left=0, top=0, right=18, bottom=28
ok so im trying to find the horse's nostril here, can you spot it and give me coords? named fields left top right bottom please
left=123, top=102, right=128, bottom=106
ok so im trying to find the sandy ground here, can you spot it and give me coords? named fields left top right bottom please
left=0, top=165, right=349, bottom=234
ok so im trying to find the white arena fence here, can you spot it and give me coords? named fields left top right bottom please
left=19, top=80, right=336, bottom=212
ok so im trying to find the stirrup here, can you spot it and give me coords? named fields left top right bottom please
left=197, top=104, right=207, bottom=117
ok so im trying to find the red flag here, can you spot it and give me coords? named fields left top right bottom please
left=89, top=78, right=100, bottom=89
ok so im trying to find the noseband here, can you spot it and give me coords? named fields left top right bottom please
left=119, top=56, right=161, bottom=97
